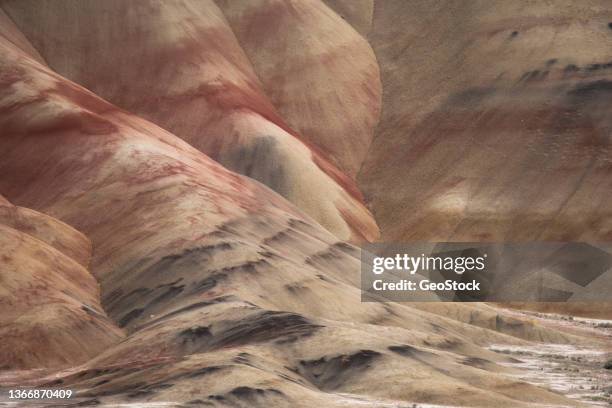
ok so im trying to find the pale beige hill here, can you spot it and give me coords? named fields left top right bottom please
left=0, top=197, right=122, bottom=369
left=359, top=1, right=612, bottom=320
left=0, top=0, right=378, bottom=243
left=359, top=0, right=612, bottom=244
left=0, top=199, right=91, bottom=267
left=217, top=0, right=381, bottom=177
left=0, top=22, right=599, bottom=407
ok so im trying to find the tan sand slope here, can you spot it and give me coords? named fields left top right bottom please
left=0, top=197, right=122, bottom=369
left=0, top=197, right=91, bottom=267
left=359, top=0, right=612, bottom=243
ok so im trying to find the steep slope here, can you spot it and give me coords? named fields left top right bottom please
left=359, top=0, right=612, bottom=242
left=0, top=7, right=44, bottom=64
left=0, top=197, right=91, bottom=266
left=0, top=0, right=378, bottom=243
left=216, top=0, right=381, bottom=177
left=323, top=0, right=374, bottom=36
left=0, top=19, right=597, bottom=408
left=0, top=197, right=122, bottom=369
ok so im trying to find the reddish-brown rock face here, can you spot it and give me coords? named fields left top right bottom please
left=216, top=0, right=382, bottom=177
left=0, top=0, right=378, bottom=243
left=0, top=2, right=610, bottom=407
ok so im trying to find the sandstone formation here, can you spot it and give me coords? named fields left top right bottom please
left=359, top=0, right=612, bottom=242
left=0, top=2, right=610, bottom=407
left=0, top=197, right=91, bottom=267
left=0, top=0, right=378, bottom=243
left=0, top=196, right=122, bottom=369
left=217, top=0, right=381, bottom=177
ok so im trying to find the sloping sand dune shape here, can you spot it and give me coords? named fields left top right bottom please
left=0, top=1, right=610, bottom=407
